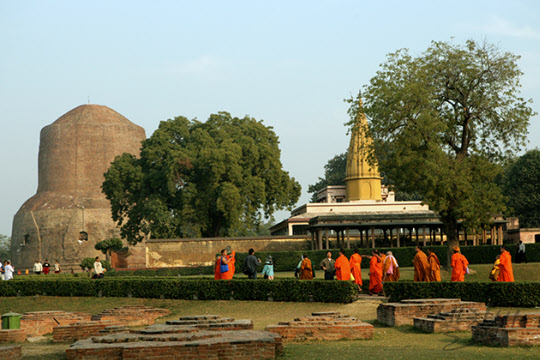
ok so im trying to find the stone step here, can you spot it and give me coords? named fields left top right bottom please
left=166, top=318, right=234, bottom=325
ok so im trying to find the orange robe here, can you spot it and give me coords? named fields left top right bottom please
left=214, top=256, right=221, bottom=280
left=299, top=258, right=313, bottom=280
left=451, top=253, right=469, bottom=282
left=369, top=256, right=383, bottom=293
left=221, top=251, right=236, bottom=280
left=383, top=255, right=400, bottom=282
left=413, top=251, right=431, bottom=282
left=349, top=253, right=363, bottom=286
left=428, top=253, right=441, bottom=282
left=335, top=255, right=351, bottom=281
left=497, top=250, right=514, bottom=282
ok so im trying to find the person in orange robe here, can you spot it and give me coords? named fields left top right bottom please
left=214, top=254, right=222, bottom=280
left=299, top=254, right=313, bottom=280
left=413, top=246, right=431, bottom=282
left=427, top=248, right=441, bottom=282
left=450, top=246, right=469, bottom=282
left=497, top=245, right=514, bottom=282
left=383, top=251, right=400, bottom=282
left=349, top=248, right=363, bottom=290
left=367, top=249, right=383, bottom=295
left=215, top=248, right=231, bottom=280
left=335, top=249, right=351, bottom=281
left=221, top=250, right=236, bottom=280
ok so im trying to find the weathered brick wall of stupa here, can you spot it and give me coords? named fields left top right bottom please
left=11, top=105, right=146, bottom=270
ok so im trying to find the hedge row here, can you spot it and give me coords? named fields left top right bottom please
left=0, top=278, right=357, bottom=303
left=382, top=281, right=540, bottom=307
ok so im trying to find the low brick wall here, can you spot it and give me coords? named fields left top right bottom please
left=66, top=314, right=282, bottom=360
left=265, top=311, right=374, bottom=342
left=377, top=298, right=487, bottom=327
left=413, top=308, right=493, bottom=333
left=0, top=345, right=22, bottom=360
left=20, top=311, right=92, bottom=337
left=53, top=321, right=121, bottom=343
left=91, top=306, right=171, bottom=326
left=472, top=313, right=540, bottom=346
left=0, top=329, right=26, bottom=343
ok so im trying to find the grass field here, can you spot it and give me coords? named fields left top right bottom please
left=3, top=262, right=539, bottom=359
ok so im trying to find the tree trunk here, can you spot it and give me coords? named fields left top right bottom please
left=441, top=215, right=459, bottom=270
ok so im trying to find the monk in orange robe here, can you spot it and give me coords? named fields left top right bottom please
left=335, top=249, right=351, bottom=281
left=427, top=248, right=441, bottom=282
left=383, top=251, right=400, bottom=282
left=451, top=246, right=469, bottom=282
left=413, top=246, right=431, bottom=282
left=221, top=251, right=236, bottom=280
left=349, top=248, right=363, bottom=290
left=497, top=245, right=514, bottom=282
left=299, top=254, right=314, bottom=280
left=215, top=248, right=231, bottom=280
left=368, top=249, right=383, bottom=295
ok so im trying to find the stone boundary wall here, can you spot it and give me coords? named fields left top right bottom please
left=472, top=313, right=540, bottom=346
left=20, top=311, right=92, bottom=337
left=0, top=345, right=22, bottom=360
left=265, top=311, right=374, bottom=342
left=146, top=236, right=310, bottom=267
left=377, top=299, right=487, bottom=327
left=0, top=329, right=26, bottom=343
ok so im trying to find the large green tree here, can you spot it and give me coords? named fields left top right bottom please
left=102, top=112, right=301, bottom=244
left=501, top=149, right=540, bottom=228
left=348, top=40, right=534, bottom=260
left=0, top=234, right=10, bottom=260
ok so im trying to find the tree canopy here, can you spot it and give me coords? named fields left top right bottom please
left=501, top=149, right=540, bottom=228
left=307, top=152, right=347, bottom=202
left=348, top=39, right=535, bottom=254
left=102, top=112, right=301, bottom=244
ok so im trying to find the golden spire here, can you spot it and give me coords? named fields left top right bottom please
left=345, top=98, right=382, bottom=201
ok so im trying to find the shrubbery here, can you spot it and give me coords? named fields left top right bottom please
left=79, top=258, right=111, bottom=271
left=382, top=281, right=540, bottom=307
left=0, top=278, right=358, bottom=303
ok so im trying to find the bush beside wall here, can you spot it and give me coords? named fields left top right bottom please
left=0, top=278, right=358, bottom=303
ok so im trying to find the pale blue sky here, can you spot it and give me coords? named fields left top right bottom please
left=1, top=0, right=539, bottom=236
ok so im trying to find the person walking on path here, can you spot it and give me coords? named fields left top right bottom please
left=299, top=254, right=314, bottom=280
left=261, top=256, right=274, bottom=280
left=450, top=247, right=469, bottom=282
left=349, top=249, right=363, bottom=290
left=427, top=249, right=441, bottom=282
left=498, top=245, right=514, bottom=282
left=93, top=256, right=104, bottom=279
left=319, top=251, right=336, bottom=280
left=383, top=251, right=400, bottom=282
left=244, top=248, right=261, bottom=279
left=43, top=259, right=51, bottom=275
left=413, top=246, right=430, bottom=282
left=516, top=241, right=527, bottom=263
left=3, top=261, right=14, bottom=280
left=33, top=260, right=43, bottom=275
left=335, top=249, right=351, bottom=281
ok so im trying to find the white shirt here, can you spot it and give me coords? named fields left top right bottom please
left=4, top=265, right=14, bottom=280
left=519, top=243, right=526, bottom=252
left=93, top=261, right=103, bottom=274
left=34, top=262, right=43, bottom=272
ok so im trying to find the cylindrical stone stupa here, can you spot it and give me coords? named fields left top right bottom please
left=11, top=104, right=146, bottom=269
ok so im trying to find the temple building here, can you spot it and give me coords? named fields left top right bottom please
left=11, top=105, right=146, bottom=269
left=270, top=102, right=507, bottom=249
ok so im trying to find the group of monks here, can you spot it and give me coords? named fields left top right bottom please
left=214, top=244, right=515, bottom=284
left=332, top=248, right=399, bottom=296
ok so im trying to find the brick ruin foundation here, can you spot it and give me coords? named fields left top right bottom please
left=66, top=315, right=283, bottom=360
left=0, top=306, right=172, bottom=345
left=265, top=311, right=374, bottom=342
left=0, top=345, right=22, bottom=360
left=377, top=298, right=487, bottom=327
left=472, top=313, right=540, bottom=346
left=414, top=308, right=494, bottom=333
